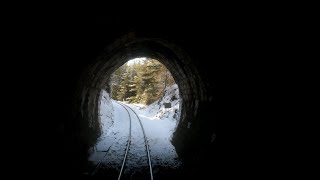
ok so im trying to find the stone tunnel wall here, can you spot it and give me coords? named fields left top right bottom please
left=12, top=13, right=222, bottom=178
left=73, top=34, right=216, bottom=173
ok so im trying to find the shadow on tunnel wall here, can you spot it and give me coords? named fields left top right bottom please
left=6, top=5, right=287, bottom=179
left=69, top=32, right=216, bottom=176
left=8, top=12, right=223, bottom=178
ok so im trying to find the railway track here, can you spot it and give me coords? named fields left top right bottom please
left=91, top=100, right=153, bottom=179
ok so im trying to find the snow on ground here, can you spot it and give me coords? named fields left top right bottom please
left=126, top=84, right=181, bottom=168
left=141, top=84, right=180, bottom=119
left=88, top=84, right=181, bottom=175
left=98, top=90, right=114, bottom=138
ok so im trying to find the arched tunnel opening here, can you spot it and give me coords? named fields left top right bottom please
left=8, top=8, right=280, bottom=179
left=18, top=14, right=218, bottom=178
left=88, top=57, right=181, bottom=178
left=74, top=36, right=212, bottom=178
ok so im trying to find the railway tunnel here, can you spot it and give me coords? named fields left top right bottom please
left=19, top=13, right=219, bottom=178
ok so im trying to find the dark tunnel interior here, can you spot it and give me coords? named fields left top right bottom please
left=4, top=10, right=254, bottom=178
left=8, top=14, right=219, bottom=178
left=3, top=5, right=287, bottom=179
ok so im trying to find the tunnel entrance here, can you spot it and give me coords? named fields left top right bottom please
left=110, top=57, right=177, bottom=105
left=88, top=57, right=182, bottom=178
left=74, top=34, right=212, bottom=178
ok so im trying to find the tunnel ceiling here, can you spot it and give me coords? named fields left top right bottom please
left=17, top=12, right=218, bottom=177
left=76, top=35, right=208, bottom=148
left=74, top=30, right=217, bottom=173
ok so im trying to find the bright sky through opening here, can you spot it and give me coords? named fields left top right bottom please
left=127, top=57, right=147, bottom=65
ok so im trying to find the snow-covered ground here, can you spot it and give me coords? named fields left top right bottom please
left=98, top=90, right=114, bottom=139
left=88, top=84, right=181, bottom=176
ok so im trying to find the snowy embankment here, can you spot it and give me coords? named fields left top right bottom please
left=127, top=84, right=181, bottom=168
left=89, top=84, right=181, bottom=172
left=142, top=84, right=180, bottom=120
left=98, top=90, right=114, bottom=139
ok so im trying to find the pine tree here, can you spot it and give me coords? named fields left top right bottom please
left=131, top=62, right=144, bottom=103
left=126, top=65, right=138, bottom=103
left=140, top=59, right=162, bottom=104
left=157, top=64, right=176, bottom=96
left=116, top=69, right=130, bottom=101
left=111, top=63, right=128, bottom=100
left=110, top=58, right=176, bottom=104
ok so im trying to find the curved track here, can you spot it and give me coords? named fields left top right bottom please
left=91, top=101, right=132, bottom=177
left=91, top=100, right=153, bottom=179
left=117, top=101, right=153, bottom=180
